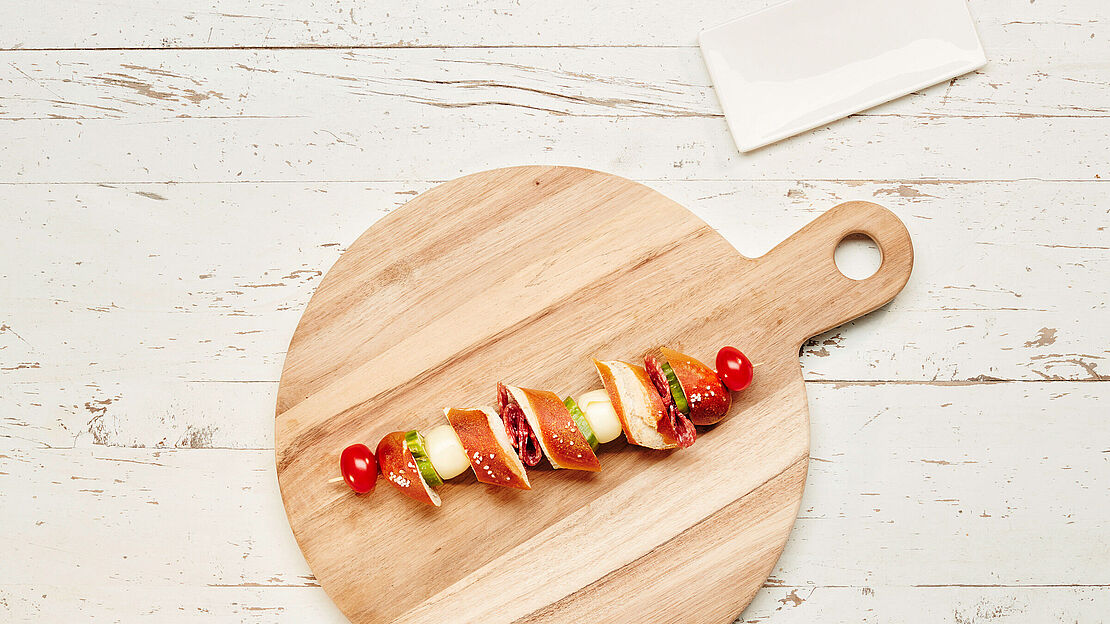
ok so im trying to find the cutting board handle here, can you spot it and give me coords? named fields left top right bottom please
left=763, top=200, right=914, bottom=347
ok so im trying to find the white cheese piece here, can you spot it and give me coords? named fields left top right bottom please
left=578, top=388, right=623, bottom=444
left=423, top=424, right=470, bottom=480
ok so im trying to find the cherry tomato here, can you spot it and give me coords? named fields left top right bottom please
left=340, top=443, right=378, bottom=494
left=716, top=346, right=753, bottom=392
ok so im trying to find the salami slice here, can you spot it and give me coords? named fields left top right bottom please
left=645, top=354, right=697, bottom=449
left=497, top=382, right=543, bottom=466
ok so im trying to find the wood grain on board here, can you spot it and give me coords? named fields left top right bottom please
left=274, top=166, right=912, bottom=622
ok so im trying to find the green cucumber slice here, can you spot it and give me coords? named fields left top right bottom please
left=563, top=396, right=600, bottom=451
left=404, top=429, right=444, bottom=487
left=661, top=361, right=689, bottom=415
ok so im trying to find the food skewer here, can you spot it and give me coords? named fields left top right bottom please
left=336, top=345, right=755, bottom=506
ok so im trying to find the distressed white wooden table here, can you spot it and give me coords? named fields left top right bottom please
left=1, top=1, right=1107, bottom=621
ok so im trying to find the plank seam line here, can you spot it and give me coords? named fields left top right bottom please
left=0, top=178, right=1103, bottom=186
left=0, top=45, right=700, bottom=52
left=914, top=583, right=1110, bottom=588
left=181, top=378, right=1110, bottom=385
left=5, top=114, right=1107, bottom=124
left=807, top=378, right=1110, bottom=386
left=760, top=583, right=1110, bottom=589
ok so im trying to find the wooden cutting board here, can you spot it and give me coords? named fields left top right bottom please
left=275, top=166, right=913, bottom=624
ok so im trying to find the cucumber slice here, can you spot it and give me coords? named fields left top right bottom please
left=661, top=361, right=689, bottom=415
left=563, top=396, right=600, bottom=451
left=404, top=429, right=444, bottom=487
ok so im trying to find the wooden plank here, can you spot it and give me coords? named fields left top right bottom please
left=0, top=43, right=1106, bottom=183
left=743, top=586, right=1110, bottom=623
left=783, top=382, right=1110, bottom=587
left=2, top=382, right=1106, bottom=620
left=0, top=585, right=346, bottom=622
left=2, top=179, right=1103, bottom=379
left=1, top=115, right=1106, bottom=184
left=5, top=582, right=1106, bottom=623
left=3, top=178, right=1106, bottom=450
left=2, top=48, right=1106, bottom=122
left=0, top=446, right=345, bottom=622
left=1, top=0, right=1104, bottom=49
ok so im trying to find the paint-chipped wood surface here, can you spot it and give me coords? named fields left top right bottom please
left=273, top=167, right=912, bottom=623
left=1, top=0, right=1107, bottom=621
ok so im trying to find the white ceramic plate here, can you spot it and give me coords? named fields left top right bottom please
left=699, top=0, right=987, bottom=152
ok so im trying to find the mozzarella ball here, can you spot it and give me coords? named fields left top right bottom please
left=577, top=389, right=623, bottom=444
left=423, top=424, right=470, bottom=480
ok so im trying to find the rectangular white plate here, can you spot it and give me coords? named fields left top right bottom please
left=699, top=0, right=987, bottom=152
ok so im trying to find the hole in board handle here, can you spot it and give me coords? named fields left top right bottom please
left=834, top=233, right=881, bottom=281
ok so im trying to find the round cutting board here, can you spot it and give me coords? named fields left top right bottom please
left=275, top=166, right=913, bottom=624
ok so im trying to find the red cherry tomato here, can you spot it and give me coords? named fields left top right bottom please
left=340, top=443, right=378, bottom=494
left=716, top=346, right=753, bottom=392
